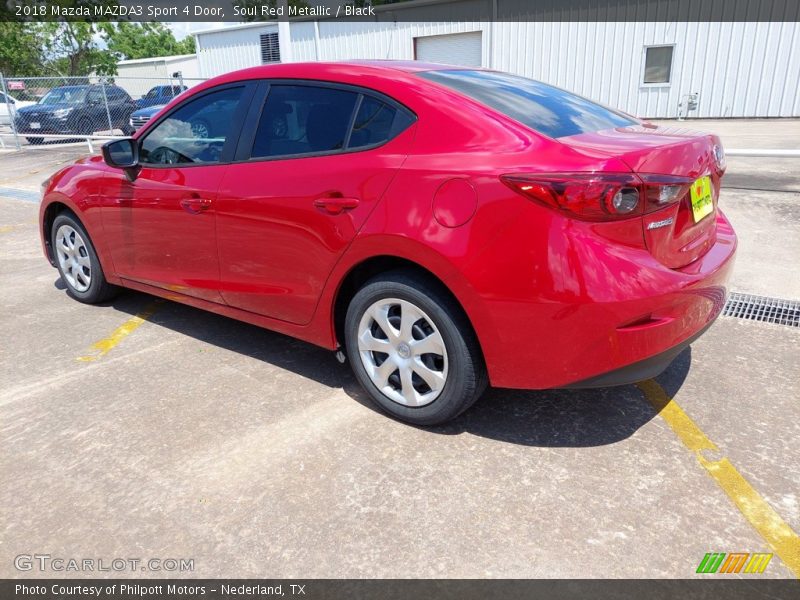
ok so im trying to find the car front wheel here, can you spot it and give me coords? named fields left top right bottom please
left=51, top=212, right=117, bottom=304
left=345, top=270, right=487, bottom=425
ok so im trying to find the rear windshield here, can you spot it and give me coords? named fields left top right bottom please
left=419, top=70, right=637, bottom=139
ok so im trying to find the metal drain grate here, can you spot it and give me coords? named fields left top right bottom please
left=723, top=292, right=800, bottom=327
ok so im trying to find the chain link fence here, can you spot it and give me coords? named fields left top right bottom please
left=0, top=74, right=207, bottom=152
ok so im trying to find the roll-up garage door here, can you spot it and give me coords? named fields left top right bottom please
left=414, top=31, right=483, bottom=67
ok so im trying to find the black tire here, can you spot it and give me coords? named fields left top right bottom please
left=26, top=137, right=43, bottom=145
left=51, top=211, right=118, bottom=304
left=345, top=270, right=487, bottom=426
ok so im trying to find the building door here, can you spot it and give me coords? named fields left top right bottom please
left=414, top=31, right=483, bottom=67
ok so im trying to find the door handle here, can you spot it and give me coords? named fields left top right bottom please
left=313, top=196, right=360, bottom=215
left=180, top=196, right=212, bottom=214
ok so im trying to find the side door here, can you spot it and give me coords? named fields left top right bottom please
left=100, top=82, right=254, bottom=303
left=216, top=81, right=416, bottom=324
left=84, top=87, right=105, bottom=132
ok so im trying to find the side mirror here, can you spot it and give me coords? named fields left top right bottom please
left=102, top=138, right=140, bottom=181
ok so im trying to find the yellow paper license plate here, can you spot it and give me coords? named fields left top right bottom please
left=690, top=176, right=714, bottom=223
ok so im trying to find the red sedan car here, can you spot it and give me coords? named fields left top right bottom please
left=40, top=61, right=736, bottom=425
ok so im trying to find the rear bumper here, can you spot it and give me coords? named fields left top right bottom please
left=563, top=317, right=714, bottom=388
left=479, top=209, right=737, bottom=389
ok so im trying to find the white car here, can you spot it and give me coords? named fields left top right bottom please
left=0, top=91, right=36, bottom=126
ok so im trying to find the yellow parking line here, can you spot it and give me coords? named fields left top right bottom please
left=1, top=220, right=40, bottom=233
left=77, top=301, right=162, bottom=362
left=637, top=379, right=800, bottom=578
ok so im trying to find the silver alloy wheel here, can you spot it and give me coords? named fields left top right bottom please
left=357, top=297, right=448, bottom=407
left=55, top=224, right=92, bottom=293
left=190, top=120, right=210, bottom=139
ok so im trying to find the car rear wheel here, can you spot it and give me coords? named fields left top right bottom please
left=345, top=270, right=487, bottom=425
left=26, top=137, right=43, bottom=145
left=51, top=212, right=117, bottom=304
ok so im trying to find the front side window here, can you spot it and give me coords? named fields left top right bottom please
left=140, top=86, right=243, bottom=165
left=86, top=88, right=103, bottom=104
left=419, top=70, right=636, bottom=139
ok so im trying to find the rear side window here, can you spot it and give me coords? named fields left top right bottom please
left=252, top=85, right=358, bottom=158
left=349, top=96, right=410, bottom=149
left=251, top=84, right=415, bottom=159
left=108, top=88, right=129, bottom=101
left=419, top=70, right=636, bottom=139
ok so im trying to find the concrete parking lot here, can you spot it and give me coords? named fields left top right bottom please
left=1, top=120, right=798, bottom=579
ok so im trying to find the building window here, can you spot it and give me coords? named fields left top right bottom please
left=643, top=45, right=674, bottom=84
left=260, top=32, right=280, bottom=64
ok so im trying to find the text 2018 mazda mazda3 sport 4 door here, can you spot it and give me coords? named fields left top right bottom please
left=40, top=62, right=736, bottom=425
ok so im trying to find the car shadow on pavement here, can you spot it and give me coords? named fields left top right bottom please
left=425, top=347, right=691, bottom=447
left=81, top=286, right=691, bottom=449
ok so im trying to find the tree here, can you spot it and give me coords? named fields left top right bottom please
left=100, top=22, right=196, bottom=61
left=42, top=22, right=117, bottom=76
left=0, top=23, right=47, bottom=76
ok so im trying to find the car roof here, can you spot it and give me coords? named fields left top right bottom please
left=206, top=60, right=475, bottom=86
left=51, top=84, right=123, bottom=90
left=341, top=60, right=472, bottom=73
left=133, top=104, right=166, bottom=114
left=143, top=61, right=490, bottom=124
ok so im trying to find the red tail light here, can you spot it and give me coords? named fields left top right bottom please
left=501, top=172, right=693, bottom=222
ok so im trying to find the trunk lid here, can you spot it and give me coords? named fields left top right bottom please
left=563, top=124, right=723, bottom=269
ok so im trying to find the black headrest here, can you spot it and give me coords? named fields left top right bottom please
left=306, top=104, right=347, bottom=151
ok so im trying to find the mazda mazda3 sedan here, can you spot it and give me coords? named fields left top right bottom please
left=39, top=61, right=736, bottom=425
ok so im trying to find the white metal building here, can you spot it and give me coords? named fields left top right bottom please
left=194, top=9, right=800, bottom=119
left=115, top=54, right=201, bottom=97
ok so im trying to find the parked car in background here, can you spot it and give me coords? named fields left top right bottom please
left=39, top=62, right=736, bottom=425
left=130, top=96, right=233, bottom=139
left=130, top=104, right=165, bottom=131
left=135, top=85, right=187, bottom=110
left=0, top=91, right=36, bottom=125
left=15, top=85, right=136, bottom=143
